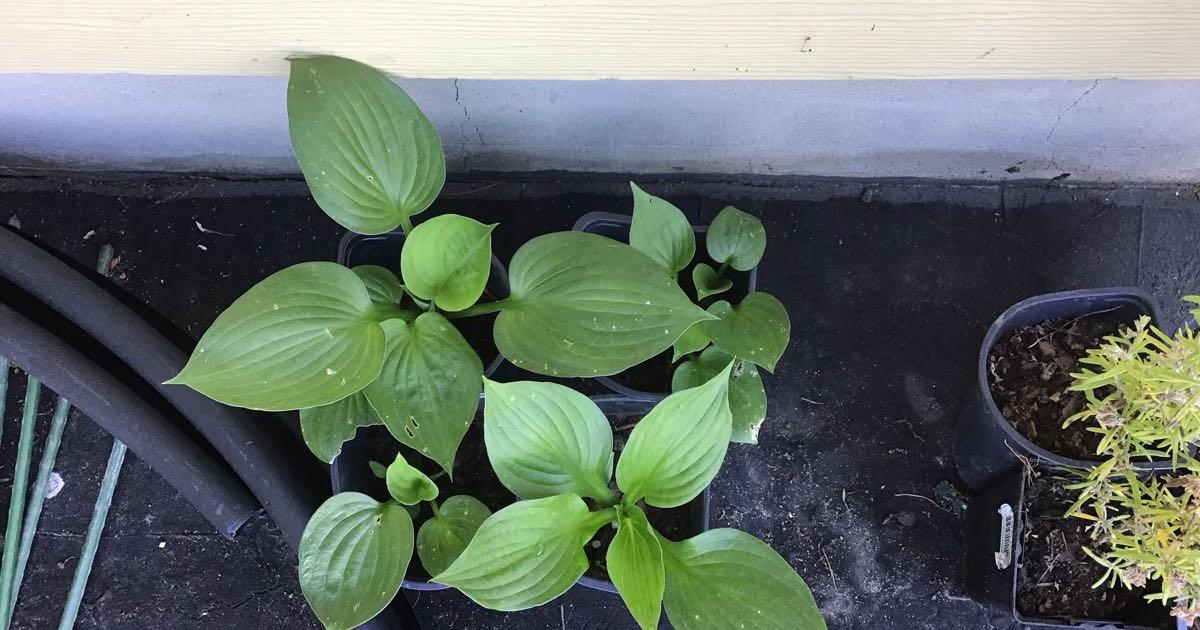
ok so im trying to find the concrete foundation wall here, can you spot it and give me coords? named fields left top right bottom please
left=1, top=75, right=1197, bottom=182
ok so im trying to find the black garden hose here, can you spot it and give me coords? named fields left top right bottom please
left=0, top=226, right=322, bottom=548
left=0, top=301, right=258, bottom=535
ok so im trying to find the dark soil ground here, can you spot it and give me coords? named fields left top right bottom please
left=1, top=173, right=1199, bottom=629
left=987, top=311, right=1133, bottom=459
left=1016, top=474, right=1173, bottom=628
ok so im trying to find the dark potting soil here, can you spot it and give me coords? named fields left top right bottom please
left=1016, top=474, right=1173, bottom=628
left=355, top=413, right=702, bottom=585
left=986, top=310, right=1132, bottom=460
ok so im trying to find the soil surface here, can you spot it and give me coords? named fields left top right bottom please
left=1016, top=474, right=1172, bottom=628
left=987, top=311, right=1133, bottom=459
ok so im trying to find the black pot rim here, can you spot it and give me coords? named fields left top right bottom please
left=976, top=287, right=1168, bottom=472
left=571, top=210, right=759, bottom=400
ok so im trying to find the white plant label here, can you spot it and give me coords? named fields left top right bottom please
left=994, top=503, right=1014, bottom=569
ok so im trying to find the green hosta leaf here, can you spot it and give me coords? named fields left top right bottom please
left=673, top=347, right=767, bottom=444
left=496, top=232, right=715, bottom=377
left=692, top=263, right=732, bottom=301
left=703, top=292, right=790, bottom=373
left=629, top=182, right=696, bottom=274
left=608, top=505, right=665, bottom=630
left=417, top=495, right=491, bottom=576
left=660, top=529, right=826, bottom=630
left=386, top=452, right=439, bottom=505
left=482, top=379, right=614, bottom=501
left=434, top=495, right=610, bottom=611
left=369, top=460, right=388, bottom=478
left=707, top=206, right=766, bottom=272
left=672, top=323, right=711, bottom=363
left=166, top=262, right=384, bottom=411
left=400, top=214, right=496, bottom=312
left=352, top=265, right=403, bottom=309
left=288, top=56, right=445, bottom=235
left=299, top=392, right=381, bottom=463
left=299, top=493, right=414, bottom=630
left=364, top=314, right=483, bottom=473
left=616, top=362, right=733, bottom=508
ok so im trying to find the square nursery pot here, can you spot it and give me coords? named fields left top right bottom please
left=331, top=387, right=711, bottom=592
left=964, top=468, right=1177, bottom=630
left=953, top=288, right=1173, bottom=492
left=572, top=211, right=758, bottom=400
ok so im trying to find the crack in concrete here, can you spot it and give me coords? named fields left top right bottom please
left=453, top=78, right=486, bottom=172
left=1045, top=79, right=1101, bottom=142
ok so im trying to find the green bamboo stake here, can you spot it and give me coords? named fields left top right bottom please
left=5, top=396, right=71, bottom=626
left=58, top=440, right=125, bottom=630
left=0, top=357, right=10, bottom=450
left=0, top=378, right=40, bottom=627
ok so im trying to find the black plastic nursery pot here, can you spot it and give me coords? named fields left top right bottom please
left=965, top=469, right=1176, bottom=630
left=572, top=211, right=758, bottom=400
left=953, top=288, right=1171, bottom=492
left=331, top=394, right=711, bottom=593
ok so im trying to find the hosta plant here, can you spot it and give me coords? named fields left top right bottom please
left=165, top=55, right=714, bottom=472
left=625, top=184, right=790, bottom=444
left=1066, top=296, right=1200, bottom=624
left=300, top=363, right=825, bottom=629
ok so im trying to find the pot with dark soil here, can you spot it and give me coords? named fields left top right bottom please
left=953, top=288, right=1170, bottom=491
left=965, top=469, right=1176, bottom=630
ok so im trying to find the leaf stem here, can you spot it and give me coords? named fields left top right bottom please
left=584, top=506, right=620, bottom=531
left=717, top=262, right=730, bottom=278
left=429, top=499, right=441, bottom=518
left=400, top=286, right=430, bottom=311
left=400, top=215, right=415, bottom=235
left=447, top=298, right=510, bottom=319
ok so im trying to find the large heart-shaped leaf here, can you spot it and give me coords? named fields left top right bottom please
left=608, top=505, right=665, bottom=630
left=483, top=379, right=614, bottom=501
left=672, top=322, right=711, bottom=363
left=660, top=529, right=826, bottom=630
left=706, top=206, right=766, bottom=272
left=400, top=214, right=495, bottom=312
left=364, top=314, right=483, bottom=473
left=673, top=347, right=768, bottom=444
left=417, top=495, right=491, bottom=577
left=433, top=494, right=612, bottom=610
left=299, top=493, right=414, bottom=630
left=692, top=263, right=733, bottom=301
left=495, top=232, right=714, bottom=377
left=166, top=262, right=384, bottom=411
left=703, top=292, right=790, bottom=373
left=288, top=55, right=445, bottom=235
left=616, top=362, right=733, bottom=508
left=629, top=182, right=695, bottom=274
left=299, top=392, right=381, bottom=463
left=386, top=452, right=439, bottom=505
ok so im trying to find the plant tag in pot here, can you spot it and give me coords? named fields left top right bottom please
left=994, top=503, right=1014, bottom=570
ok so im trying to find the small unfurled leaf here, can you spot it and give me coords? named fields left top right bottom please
left=629, top=182, right=696, bottom=274
left=364, top=314, right=483, bottom=473
left=299, top=493, right=414, bottom=630
left=433, top=495, right=610, bottom=611
left=483, top=379, right=614, bottom=501
left=616, top=363, right=733, bottom=508
left=703, top=292, right=790, bottom=373
left=673, top=347, right=767, bottom=444
left=608, top=505, right=665, bottom=630
left=369, top=460, right=387, bottom=479
left=166, top=262, right=384, bottom=411
left=288, top=56, right=445, bottom=235
left=352, top=265, right=404, bottom=309
left=672, top=323, right=711, bottom=363
left=660, top=529, right=826, bottom=630
left=385, top=452, right=439, bottom=505
left=417, top=495, right=491, bottom=576
left=300, top=392, right=381, bottom=463
left=692, top=263, right=732, bottom=301
left=496, top=232, right=714, bottom=377
left=706, top=206, right=766, bottom=271
left=400, top=214, right=496, bottom=312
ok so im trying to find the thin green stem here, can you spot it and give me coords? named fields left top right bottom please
left=429, top=500, right=441, bottom=519
left=0, top=378, right=40, bottom=624
left=400, top=215, right=415, bottom=235
left=6, top=397, right=70, bottom=626
left=447, top=298, right=510, bottom=319
left=583, top=507, right=620, bottom=532
left=59, top=440, right=126, bottom=630
left=0, top=357, right=8, bottom=452
left=717, top=262, right=731, bottom=278
left=400, top=285, right=430, bottom=311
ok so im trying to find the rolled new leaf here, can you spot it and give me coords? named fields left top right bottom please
left=608, top=505, right=665, bottom=630
left=385, top=452, right=439, bottom=505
